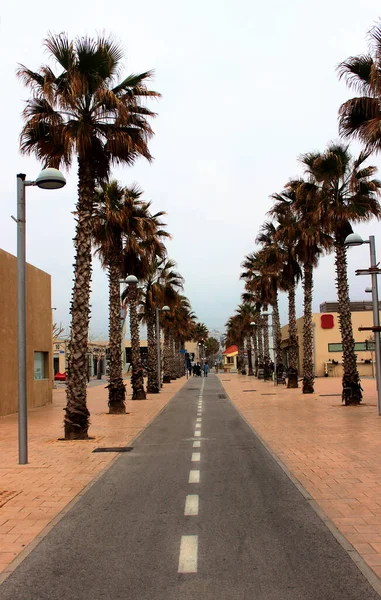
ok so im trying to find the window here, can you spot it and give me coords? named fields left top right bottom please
left=328, top=342, right=375, bottom=352
left=227, top=356, right=234, bottom=364
left=34, top=352, right=48, bottom=380
left=55, top=344, right=60, bottom=350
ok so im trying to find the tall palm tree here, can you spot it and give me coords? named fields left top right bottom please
left=18, top=33, right=159, bottom=438
left=140, top=259, right=183, bottom=393
left=301, top=143, right=381, bottom=403
left=338, top=22, right=381, bottom=154
left=236, top=303, right=257, bottom=376
left=122, top=193, right=168, bottom=399
left=269, top=192, right=303, bottom=388
left=284, top=177, right=333, bottom=394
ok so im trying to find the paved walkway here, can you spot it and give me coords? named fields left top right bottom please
left=218, top=374, right=381, bottom=586
left=0, top=376, right=186, bottom=579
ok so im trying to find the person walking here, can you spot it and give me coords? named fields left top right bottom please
left=203, top=362, right=209, bottom=377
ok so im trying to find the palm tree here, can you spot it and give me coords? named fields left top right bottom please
left=140, top=259, right=183, bottom=393
left=236, top=303, right=257, bottom=376
left=269, top=192, right=303, bottom=388
left=18, top=33, right=159, bottom=438
left=338, top=22, right=381, bottom=154
left=122, top=195, right=168, bottom=399
left=301, top=143, right=381, bottom=403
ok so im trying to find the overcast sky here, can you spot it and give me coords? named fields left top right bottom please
left=1, top=0, right=381, bottom=338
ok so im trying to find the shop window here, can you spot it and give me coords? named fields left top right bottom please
left=328, top=342, right=375, bottom=352
left=34, top=352, right=48, bottom=380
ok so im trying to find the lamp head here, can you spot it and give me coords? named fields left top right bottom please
left=365, top=287, right=372, bottom=293
left=161, top=305, right=170, bottom=312
left=250, top=321, right=256, bottom=326
left=344, top=233, right=364, bottom=247
left=125, top=275, right=138, bottom=285
left=35, top=168, right=66, bottom=190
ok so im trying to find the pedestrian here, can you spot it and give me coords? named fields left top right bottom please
left=203, top=362, right=209, bottom=377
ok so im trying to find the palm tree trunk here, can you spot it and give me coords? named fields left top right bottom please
left=302, top=263, right=314, bottom=394
left=64, top=159, right=93, bottom=439
left=107, top=262, right=126, bottom=412
left=169, top=333, right=177, bottom=379
left=272, top=292, right=283, bottom=368
left=147, top=311, right=159, bottom=393
left=129, top=284, right=146, bottom=400
left=239, top=339, right=246, bottom=374
left=288, top=282, right=299, bottom=388
left=257, top=319, right=264, bottom=378
left=335, top=244, right=362, bottom=404
left=263, top=310, right=271, bottom=380
left=252, top=327, right=259, bottom=376
left=247, top=335, right=254, bottom=376
left=163, top=330, right=171, bottom=383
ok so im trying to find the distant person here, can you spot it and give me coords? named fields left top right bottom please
left=196, top=362, right=202, bottom=377
left=203, top=362, right=209, bottom=377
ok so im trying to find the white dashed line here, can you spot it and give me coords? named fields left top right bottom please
left=196, top=418, right=202, bottom=422
left=193, top=441, right=200, bottom=447
left=194, top=431, right=201, bottom=437
left=191, top=452, right=200, bottom=461
left=189, top=470, right=200, bottom=483
left=184, top=494, right=199, bottom=515
left=178, top=535, right=198, bottom=573
left=195, top=424, right=201, bottom=429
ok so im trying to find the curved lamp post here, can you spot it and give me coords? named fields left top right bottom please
left=15, top=168, right=66, bottom=464
left=345, top=233, right=381, bottom=415
left=156, top=305, right=170, bottom=390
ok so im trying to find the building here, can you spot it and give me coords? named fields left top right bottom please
left=222, top=345, right=238, bottom=371
left=53, top=339, right=109, bottom=378
left=0, top=248, right=52, bottom=416
left=281, top=301, right=380, bottom=378
left=122, top=339, right=198, bottom=373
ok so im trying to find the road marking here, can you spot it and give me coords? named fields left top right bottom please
left=194, top=431, right=201, bottom=437
left=178, top=535, right=198, bottom=573
left=184, top=494, right=199, bottom=515
left=195, top=424, right=201, bottom=429
left=196, top=418, right=202, bottom=422
left=193, top=441, right=200, bottom=447
left=191, top=452, right=201, bottom=461
left=189, top=469, right=200, bottom=483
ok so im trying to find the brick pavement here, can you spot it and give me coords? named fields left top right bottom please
left=219, top=373, right=381, bottom=584
left=0, top=376, right=186, bottom=577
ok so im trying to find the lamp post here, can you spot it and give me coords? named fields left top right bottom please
left=156, top=305, right=170, bottom=390
left=345, top=233, right=381, bottom=415
left=14, top=169, right=66, bottom=464
left=250, top=321, right=256, bottom=376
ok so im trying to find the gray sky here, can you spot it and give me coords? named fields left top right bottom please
left=1, top=0, right=381, bottom=337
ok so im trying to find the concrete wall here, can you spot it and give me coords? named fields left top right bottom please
left=0, top=249, right=52, bottom=416
left=281, top=310, right=379, bottom=377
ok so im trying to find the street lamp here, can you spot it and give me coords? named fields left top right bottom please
left=15, top=169, right=66, bottom=465
left=156, top=305, right=170, bottom=390
left=345, top=233, right=381, bottom=415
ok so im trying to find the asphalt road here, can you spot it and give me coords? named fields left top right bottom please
left=0, top=375, right=379, bottom=600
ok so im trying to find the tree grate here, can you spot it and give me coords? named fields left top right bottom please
left=92, top=447, right=134, bottom=453
left=261, top=394, right=276, bottom=396
left=243, top=390, right=256, bottom=392
left=320, top=394, right=341, bottom=397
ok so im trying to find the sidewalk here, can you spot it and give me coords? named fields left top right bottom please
left=219, top=373, right=381, bottom=584
left=0, top=376, right=186, bottom=578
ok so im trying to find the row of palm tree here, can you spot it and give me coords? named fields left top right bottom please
left=226, top=21, right=381, bottom=404
left=18, top=32, right=208, bottom=438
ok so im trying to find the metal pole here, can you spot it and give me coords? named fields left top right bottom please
left=156, top=307, right=161, bottom=391
left=369, top=236, right=381, bottom=416
left=17, top=174, right=28, bottom=464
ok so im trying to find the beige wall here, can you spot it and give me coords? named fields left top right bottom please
left=281, top=310, right=379, bottom=377
left=0, top=249, right=52, bottom=416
